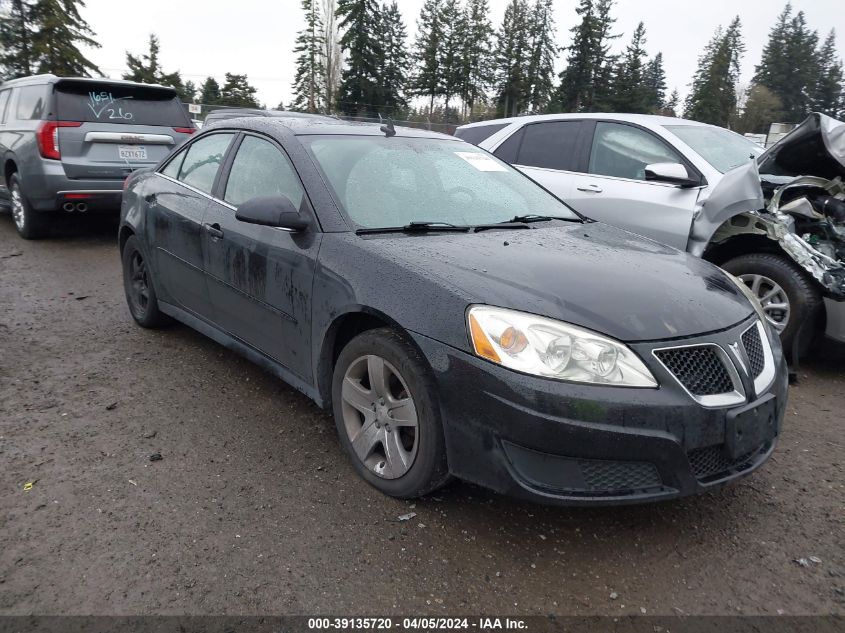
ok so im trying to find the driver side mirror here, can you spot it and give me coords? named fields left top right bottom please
left=644, top=162, right=700, bottom=188
left=235, top=195, right=309, bottom=231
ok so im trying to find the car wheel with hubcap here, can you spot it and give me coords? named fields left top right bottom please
left=722, top=252, right=822, bottom=357
left=332, top=328, right=450, bottom=498
left=121, top=235, right=170, bottom=328
left=9, top=174, right=48, bottom=240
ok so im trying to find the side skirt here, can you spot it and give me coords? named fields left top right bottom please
left=158, top=300, right=325, bottom=408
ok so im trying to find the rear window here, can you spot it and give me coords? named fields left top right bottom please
left=56, top=83, right=190, bottom=126
left=454, top=123, right=508, bottom=145
left=16, top=85, right=50, bottom=120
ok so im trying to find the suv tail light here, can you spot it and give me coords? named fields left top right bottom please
left=36, top=121, right=82, bottom=160
left=173, top=127, right=196, bottom=135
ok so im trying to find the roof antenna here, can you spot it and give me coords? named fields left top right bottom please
left=380, top=116, right=396, bottom=138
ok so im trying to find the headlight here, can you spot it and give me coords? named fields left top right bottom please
left=467, top=306, right=657, bottom=387
left=724, top=271, right=769, bottom=326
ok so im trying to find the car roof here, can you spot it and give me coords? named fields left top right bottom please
left=457, top=112, right=707, bottom=129
left=0, top=73, right=176, bottom=92
left=206, top=115, right=460, bottom=140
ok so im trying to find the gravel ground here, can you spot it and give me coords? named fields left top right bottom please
left=0, top=214, right=843, bottom=616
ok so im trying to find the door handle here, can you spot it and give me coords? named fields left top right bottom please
left=203, top=222, right=224, bottom=239
left=576, top=184, right=603, bottom=193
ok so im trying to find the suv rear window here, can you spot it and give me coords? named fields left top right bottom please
left=56, top=83, right=190, bottom=126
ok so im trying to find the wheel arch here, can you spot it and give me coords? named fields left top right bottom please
left=4, top=157, right=18, bottom=188
left=703, top=233, right=785, bottom=267
left=316, top=307, right=428, bottom=409
left=118, top=224, right=135, bottom=255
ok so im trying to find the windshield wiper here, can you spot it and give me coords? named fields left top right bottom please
left=473, top=214, right=582, bottom=232
left=355, top=221, right=471, bottom=235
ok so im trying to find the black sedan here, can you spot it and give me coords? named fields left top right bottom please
left=119, top=116, right=788, bottom=505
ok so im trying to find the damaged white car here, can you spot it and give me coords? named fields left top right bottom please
left=457, top=112, right=845, bottom=355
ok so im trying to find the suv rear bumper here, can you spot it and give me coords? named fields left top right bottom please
left=25, top=161, right=124, bottom=212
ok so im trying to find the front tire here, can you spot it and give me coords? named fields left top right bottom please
left=121, top=235, right=170, bottom=328
left=722, top=252, right=822, bottom=356
left=9, top=173, right=49, bottom=240
left=332, top=328, right=450, bottom=498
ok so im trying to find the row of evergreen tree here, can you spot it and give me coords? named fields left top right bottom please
left=0, top=0, right=265, bottom=110
left=292, top=0, right=844, bottom=130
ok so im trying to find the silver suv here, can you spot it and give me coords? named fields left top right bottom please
left=0, top=74, right=195, bottom=239
left=457, top=113, right=845, bottom=356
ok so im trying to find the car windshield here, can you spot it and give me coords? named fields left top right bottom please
left=302, top=135, right=580, bottom=228
left=665, top=125, right=763, bottom=173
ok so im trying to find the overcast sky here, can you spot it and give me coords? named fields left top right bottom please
left=80, top=0, right=844, bottom=110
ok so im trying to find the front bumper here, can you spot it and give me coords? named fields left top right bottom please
left=411, top=316, right=788, bottom=506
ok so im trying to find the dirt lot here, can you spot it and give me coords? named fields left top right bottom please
left=0, top=214, right=843, bottom=616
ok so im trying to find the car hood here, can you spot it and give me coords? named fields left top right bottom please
left=361, top=223, right=753, bottom=342
left=758, top=112, right=845, bottom=180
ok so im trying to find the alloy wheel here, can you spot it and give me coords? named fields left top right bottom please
left=739, top=273, right=790, bottom=332
left=128, top=250, right=150, bottom=315
left=11, top=185, right=25, bottom=231
left=340, top=354, right=419, bottom=479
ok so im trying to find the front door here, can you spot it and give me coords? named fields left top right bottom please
left=203, top=133, right=321, bottom=383
left=565, top=121, right=701, bottom=250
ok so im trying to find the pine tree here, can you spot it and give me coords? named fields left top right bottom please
left=123, top=34, right=164, bottom=84
left=336, top=0, right=382, bottom=116
left=183, top=80, right=197, bottom=104
left=493, top=0, right=531, bottom=117
left=684, top=17, right=744, bottom=126
left=219, top=73, right=260, bottom=108
left=754, top=4, right=820, bottom=121
left=30, top=0, right=100, bottom=76
left=555, top=0, right=618, bottom=113
left=733, top=84, right=782, bottom=134
left=291, top=0, right=327, bottom=113
left=458, top=0, right=494, bottom=120
left=377, top=1, right=409, bottom=114
left=664, top=88, right=679, bottom=117
left=411, top=0, right=444, bottom=115
left=812, top=30, right=843, bottom=118
left=609, top=22, right=649, bottom=113
left=438, top=0, right=464, bottom=120
left=524, top=0, right=556, bottom=113
left=0, top=0, right=36, bottom=79
left=199, top=77, right=222, bottom=105
left=643, top=52, right=667, bottom=113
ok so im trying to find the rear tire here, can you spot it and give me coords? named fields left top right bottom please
left=332, top=328, right=450, bottom=498
left=9, top=173, right=49, bottom=240
left=722, top=252, right=823, bottom=357
left=121, top=235, right=170, bottom=328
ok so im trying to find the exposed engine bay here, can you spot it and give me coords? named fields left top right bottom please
left=707, top=113, right=845, bottom=300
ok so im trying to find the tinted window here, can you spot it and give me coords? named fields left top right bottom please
left=0, top=91, right=10, bottom=123
left=304, top=136, right=579, bottom=229
left=56, top=83, right=190, bottom=126
left=516, top=121, right=582, bottom=171
left=224, top=135, right=305, bottom=208
left=493, top=127, right=524, bottom=164
left=589, top=122, right=685, bottom=181
left=16, top=85, right=49, bottom=120
left=454, top=123, right=508, bottom=145
left=177, top=133, right=234, bottom=194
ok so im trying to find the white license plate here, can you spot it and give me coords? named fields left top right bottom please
left=118, top=145, right=147, bottom=160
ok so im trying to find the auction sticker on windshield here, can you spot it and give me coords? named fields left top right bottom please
left=454, top=151, right=507, bottom=172
left=119, top=145, right=147, bottom=161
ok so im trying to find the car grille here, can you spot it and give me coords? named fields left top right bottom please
left=687, top=444, right=764, bottom=482
left=742, top=325, right=765, bottom=378
left=578, top=459, right=662, bottom=493
left=653, top=346, right=735, bottom=396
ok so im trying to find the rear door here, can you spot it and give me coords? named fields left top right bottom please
left=566, top=121, right=701, bottom=250
left=497, top=120, right=590, bottom=201
left=54, top=81, right=194, bottom=181
left=203, top=133, right=321, bottom=382
left=152, top=132, right=236, bottom=320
